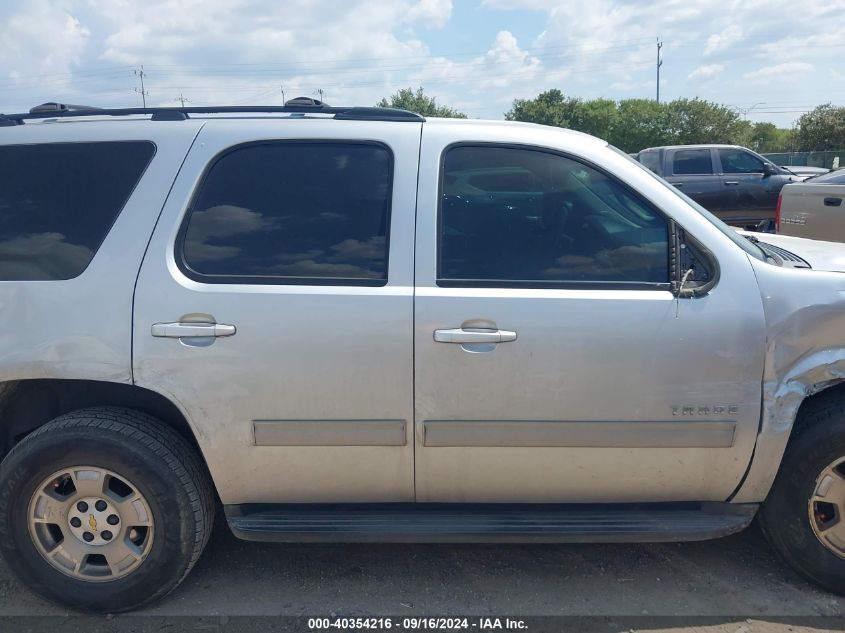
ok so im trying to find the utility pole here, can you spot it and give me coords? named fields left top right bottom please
left=315, top=88, right=324, bottom=102
left=280, top=85, right=286, bottom=104
left=656, top=38, right=663, bottom=103
left=134, top=66, right=149, bottom=108
left=175, top=93, right=190, bottom=107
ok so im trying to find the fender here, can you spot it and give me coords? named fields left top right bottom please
left=733, top=260, right=845, bottom=502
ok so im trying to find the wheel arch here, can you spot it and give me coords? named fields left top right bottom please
left=0, top=379, right=203, bottom=465
left=732, top=351, right=845, bottom=503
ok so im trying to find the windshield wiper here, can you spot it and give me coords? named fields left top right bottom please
left=742, top=234, right=776, bottom=262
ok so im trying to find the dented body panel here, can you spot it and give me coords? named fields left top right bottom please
left=733, top=254, right=845, bottom=502
left=0, top=120, right=205, bottom=387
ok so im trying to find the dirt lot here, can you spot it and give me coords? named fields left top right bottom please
left=1, top=516, right=845, bottom=631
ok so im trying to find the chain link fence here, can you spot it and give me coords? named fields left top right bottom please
left=763, top=150, right=844, bottom=169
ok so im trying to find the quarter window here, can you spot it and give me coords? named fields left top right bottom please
left=672, top=149, right=713, bottom=175
left=180, top=142, right=393, bottom=285
left=439, top=146, right=669, bottom=286
left=718, top=148, right=764, bottom=174
left=0, top=141, right=155, bottom=280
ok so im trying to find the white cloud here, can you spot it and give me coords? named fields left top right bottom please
left=743, top=62, right=813, bottom=81
left=406, top=0, right=453, bottom=28
left=1, top=0, right=844, bottom=125
left=704, top=25, right=742, bottom=56
left=0, top=0, right=90, bottom=88
left=688, top=64, right=724, bottom=80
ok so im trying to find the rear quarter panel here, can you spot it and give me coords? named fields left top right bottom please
left=0, top=120, right=204, bottom=384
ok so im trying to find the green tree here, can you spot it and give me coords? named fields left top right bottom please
left=572, top=98, right=618, bottom=143
left=610, top=99, right=671, bottom=152
left=504, top=89, right=583, bottom=128
left=664, top=98, right=748, bottom=146
left=503, top=90, right=791, bottom=154
left=748, top=122, right=793, bottom=153
left=796, top=104, right=845, bottom=151
left=377, top=87, right=466, bottom=118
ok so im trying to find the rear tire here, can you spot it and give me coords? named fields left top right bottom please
left=760, top=393, right=845, bottom=594
left=0, top=407, right=214, bottom=612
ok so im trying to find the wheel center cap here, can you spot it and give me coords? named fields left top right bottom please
left=66, top=496, right=119, bottom=547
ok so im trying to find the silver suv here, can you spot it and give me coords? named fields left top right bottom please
left=2, top=100, right=845, bottom=612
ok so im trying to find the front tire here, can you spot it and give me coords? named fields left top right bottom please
left=760, top=393, right=845, bottom=594
left=0, top=407, right=214, bottom=612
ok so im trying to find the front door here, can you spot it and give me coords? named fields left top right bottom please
left=717, top=147, right=777, bottom=227
left=413, top=134, right=766, bottom=503
left=133, top=119, right=420, bottom=504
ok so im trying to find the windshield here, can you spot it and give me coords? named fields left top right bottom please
left=611, top=146, right=767, bottom=262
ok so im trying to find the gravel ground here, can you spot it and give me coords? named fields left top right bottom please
left=1, top=518, right=844, bottom=632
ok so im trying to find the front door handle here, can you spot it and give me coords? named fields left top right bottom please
left=434, top=328, right=517, bottom=344
left=825, top=197, right=843, bottom=207
left=151, top=322, right=236, bottom=338
left=724, top=181, right=739, bottom=185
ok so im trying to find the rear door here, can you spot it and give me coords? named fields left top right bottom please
left=133, top=119, right=420, bottom=504
left=413, top=127, right=766, bottom=503
left=664, top=148, right=725, bottom=214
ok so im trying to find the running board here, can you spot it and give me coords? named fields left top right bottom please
left=225, top=502, right=757, bottom=543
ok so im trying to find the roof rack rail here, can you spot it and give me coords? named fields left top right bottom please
left=29, top=102, right=102, bottom=114
left=0, top=97, right=424, bottom=126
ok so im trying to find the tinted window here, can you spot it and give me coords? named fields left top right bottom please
left=673, top=149, right=713, bottom=175
left=0, top=141, right=154, bottom=281
left=719, top=148, right=764, bottom=174
left=439, top=146, right=669, bottom=286
left=181, top=142, right=392, bottom=285
left=638, top=150, right=661, bottom=175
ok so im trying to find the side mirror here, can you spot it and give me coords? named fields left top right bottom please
left=763, top=162, right=776, bottom=177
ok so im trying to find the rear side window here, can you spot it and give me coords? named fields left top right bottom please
left=0, top=141, right=155, bottom=280
left=672, top=149, right=713, bottom=175
left=180, top=141, right=392, bottom=285
left=439, top=145, right=669, bottom=287
left=638, top=150, right=661, bottom=175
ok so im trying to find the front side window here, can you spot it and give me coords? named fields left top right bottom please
left=672, top=149, right=713, bottom=175
left=180, top=142, right=393, bottom=285
left=0, top=141, right=155, bottom=280
left=719, top=148, right=764, bottom=174
left=439, top=146, right=669, bottom=287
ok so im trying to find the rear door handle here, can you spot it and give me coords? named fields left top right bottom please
left=434, top=328, right=517, bottom=344
left=825, top=197, right=843, bottom=207
left=151, top=322, right=236, bottom=338
left=724, top=181, right=739, bottom=185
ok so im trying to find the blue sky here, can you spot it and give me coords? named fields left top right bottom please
left=2, top=0, right=843, bottom=127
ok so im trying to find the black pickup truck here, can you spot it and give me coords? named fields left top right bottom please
left=635, top=144, right=799, bottom=230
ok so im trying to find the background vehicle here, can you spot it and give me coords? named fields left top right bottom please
left=636, top=144, right=799, bottom=229
left=3, top=102, right=845, bottom=612
left=778, top=169, right=845, bottom=240
left=779, top=165, right=830, bottom=178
